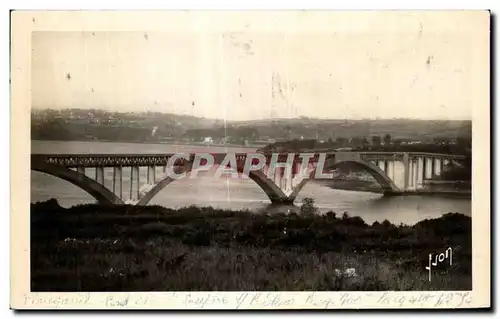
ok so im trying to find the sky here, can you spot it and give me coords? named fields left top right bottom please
left=31, top=11, right=489, bottom=121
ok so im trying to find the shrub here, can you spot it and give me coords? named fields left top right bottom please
left=345, top=216, right=366, bottom=227
left=300, top=197, right=319, bottom=216
left=182, top=229, right=212, bottom=246
left=325, top=211, right=337, bottom=220
left=381, top=219, right=394, bottom=228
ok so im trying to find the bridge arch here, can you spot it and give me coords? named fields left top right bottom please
left=288, top=159, right=400, bottom=202
left=31, top=162, right=124, bottom=205
left=137, top=166, right=289, bottom=205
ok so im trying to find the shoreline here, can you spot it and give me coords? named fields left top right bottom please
left=322, top=180, right=471, bottom=199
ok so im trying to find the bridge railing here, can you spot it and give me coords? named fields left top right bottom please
left=359, top=151, right=466, bottom=159
left=31, top=154, right=190, bottom=168
left=31, top=151, right=467, bottom=169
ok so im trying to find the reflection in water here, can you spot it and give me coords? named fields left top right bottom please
left=30, top=140, right=471, bottom=226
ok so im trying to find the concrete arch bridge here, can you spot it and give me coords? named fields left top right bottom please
left=31, top=151, right=466, bottom=205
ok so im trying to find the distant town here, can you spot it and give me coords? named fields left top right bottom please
left=31, top=108, right=472, bottom=152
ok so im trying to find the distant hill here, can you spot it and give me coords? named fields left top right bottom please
left=231, top=118, right=471, bottom=141
left=31, top=109, right=472, bottom=143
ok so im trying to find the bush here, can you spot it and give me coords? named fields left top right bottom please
left=345, top=216, right=366, bottom=227
left=300, top=197, right=319, bottom=216
left=381, top=219, right=394, bottom=228
left=182, top=229, right=212, bottom=246
left=325, top=211, right=337, bottom=220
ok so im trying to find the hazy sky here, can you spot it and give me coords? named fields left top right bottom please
left=31, top=11, right=488, bottom=120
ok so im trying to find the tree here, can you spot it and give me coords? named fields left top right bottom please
left=383, top=134, right=392, bottom=145
left=300, top=197, right=318, bottom=215
left=335, top=137, right=348, bottom=147
left=351, top=137, right=363, bottom=147
left=456, top=136, right=471, bottom=150
left=371, top=135, right=382, bottom=146
left=284, top=125, right=292, bottom=140
left=304, top=139, right=316, bottom=149
left=361, top=137, right=370, bottom=148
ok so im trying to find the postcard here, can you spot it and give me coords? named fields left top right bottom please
left=10, top=10, right=490, bottom=309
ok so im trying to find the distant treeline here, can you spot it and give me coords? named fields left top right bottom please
left=31, top=120, right=156, bottom=142
left=259, top=135, right=471, bottom=155
left=31, top=108, right=472, bottom=145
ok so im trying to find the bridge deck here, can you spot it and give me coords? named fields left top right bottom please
left=31, top=151, right=466, bottom=169
left=31, top=151, right=467, bottom=158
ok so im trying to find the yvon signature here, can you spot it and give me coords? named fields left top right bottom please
left=425, top=247, right=452, bottom=281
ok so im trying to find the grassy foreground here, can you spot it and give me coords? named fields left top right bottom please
left=31, top=199, right=472, bottom=291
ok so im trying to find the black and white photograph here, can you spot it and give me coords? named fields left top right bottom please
left=10, top=10, right=490, bottom=309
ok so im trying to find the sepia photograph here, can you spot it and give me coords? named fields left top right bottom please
left=10, top=10, right=490, bottom=309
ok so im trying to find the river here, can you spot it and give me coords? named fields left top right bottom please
left=30, top=140, right=471, bottom=225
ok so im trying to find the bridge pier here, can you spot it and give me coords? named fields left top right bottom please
left=435, top=158, right=442, bottom=176
left=402, top=156, right=425, bottom=191
left=416, top=157, right=423, bottom=189
left=413, top=158, right=419, bottom=189
left=387, top=160, right=396, bottom=181
left=147, top=165, right=156, bottom=184
left=424, top=157, right=428, bottom=179
left=112, top=166, right=122, bottom=198
left=403, top=152, right=410, bottom=190
left=130, top=166, right=140, bottom=201
left=431, top=158, right=436, bottom=177
left=408, top=158, right=414, bottom=190
left=95, top=167, right=104, bottom=185
left=425, top=157, right=434, bottom=179
left=377, top=160, right=385, bottom=173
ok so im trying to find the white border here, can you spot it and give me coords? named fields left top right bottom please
left=5, top=0, right=498, bottom=316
